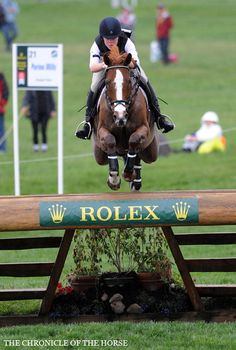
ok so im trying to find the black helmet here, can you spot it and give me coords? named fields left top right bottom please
left=99, top=17, right=121, bottom=39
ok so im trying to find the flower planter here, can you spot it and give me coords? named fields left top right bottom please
left=138, top=272, right=163, bottom=292
left=100, top=272, right=138, bottom=288
left=69, top=271, right=169, bottom=293
left=69, top=275, right=98, bottom=292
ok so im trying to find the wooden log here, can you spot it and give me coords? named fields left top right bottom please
left=0, top=288, right=46, bottom=300
left=186, top=258, right=236, bottom=272
left=0, top=262, right=54, bottom=277
left=176, top=233, right=236, bottom=245
left=0, top=237, right=62, bottom=250
left=196, top=284, right=236, bottom=297
left=0, top=190, right=236, bottom=231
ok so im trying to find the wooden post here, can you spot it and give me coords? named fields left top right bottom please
left=162, top=226, right=204, bottom=311
left=39, top=229, right=75, bottom=315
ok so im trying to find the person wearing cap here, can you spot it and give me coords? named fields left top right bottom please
left=76, top=16, right=175, bottom=140
left=182, top=111, right=226, bottom=154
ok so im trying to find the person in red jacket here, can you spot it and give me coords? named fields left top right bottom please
left=156, top=3, right=173, bottom=64
left=0, top=72, right=9, bottom=153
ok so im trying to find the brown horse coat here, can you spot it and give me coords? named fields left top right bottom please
left=93, top=46, right=158, bottom=190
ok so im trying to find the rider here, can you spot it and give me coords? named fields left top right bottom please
left=76, top=16, right=175, bottom=140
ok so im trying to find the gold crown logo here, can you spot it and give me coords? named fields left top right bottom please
left=48, top=204, right=66, bottom=223
left=172, top=201, right=190, bottom=221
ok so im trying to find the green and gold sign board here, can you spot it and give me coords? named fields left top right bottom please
left=40, top=198, right=199, bottom=227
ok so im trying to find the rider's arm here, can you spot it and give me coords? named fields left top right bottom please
left=124, top=38, right=140, bottom=67
left=89, top=42, right=107, bottom=73
left=90, top=62, right=107, bottom=73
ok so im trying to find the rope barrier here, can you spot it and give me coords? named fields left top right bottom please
left=0, top=126, right=236, bottom=167
left=0, top=113, right=24, bottom=147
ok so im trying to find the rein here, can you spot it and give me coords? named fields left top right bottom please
left=105, top=65, right=130, bottom=72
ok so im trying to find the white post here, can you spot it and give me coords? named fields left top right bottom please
left=57, top=44, right=63, bottom=194
left=12, top=44, right=20, bottom=196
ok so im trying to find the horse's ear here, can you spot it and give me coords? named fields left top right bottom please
left=104, top=52, right=110, bottom=66
left=124, top=53, right=132, bottom=66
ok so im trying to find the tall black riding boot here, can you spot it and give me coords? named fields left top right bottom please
left=140, top=79, right=175, bottom=133
left=76, top=90, right=95, bottom=140
left=147, top=81, right=175, bottom=133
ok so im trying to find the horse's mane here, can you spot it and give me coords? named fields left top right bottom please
left=108, top=46, right=128, bottom=65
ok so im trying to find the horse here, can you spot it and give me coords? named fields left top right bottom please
left=93, top=46, right=159, bottom=191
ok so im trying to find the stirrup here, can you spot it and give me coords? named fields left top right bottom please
left=75, top=121, right=92, bottom=140
left=156, top=114, right=175, bottom=133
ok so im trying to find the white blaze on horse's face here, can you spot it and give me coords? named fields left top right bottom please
left=113, top=69, right=127, bottom=126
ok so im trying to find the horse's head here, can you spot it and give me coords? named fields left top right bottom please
left=103, top=46, right=133, bottom=127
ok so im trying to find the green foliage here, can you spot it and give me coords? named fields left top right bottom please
left=72, top=229, right=102, bottom=275
left=72, top=227, right=171, bottom=275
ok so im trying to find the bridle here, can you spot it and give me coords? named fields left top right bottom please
left=105, top=65, right=138, bottom=113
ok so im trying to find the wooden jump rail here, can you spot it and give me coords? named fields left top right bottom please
left=0, top=189, right=236, bottom=325
left=1, top=190, right=236, bottom=231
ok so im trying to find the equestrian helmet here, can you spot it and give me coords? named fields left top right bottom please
left=201, top=111, right=219, bottom=123
left=99, top=17, right=121, bottom=39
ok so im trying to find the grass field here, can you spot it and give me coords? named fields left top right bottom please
left=1, top=0, right=236, bottom=348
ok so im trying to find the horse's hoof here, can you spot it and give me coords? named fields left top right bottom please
left=107, top=177, right=121, bottom=191
left=130, top=181, right=142, bottom=192
left=107, top=182, right=121, bottom=191
left=122, top=171, right=136, bottom=182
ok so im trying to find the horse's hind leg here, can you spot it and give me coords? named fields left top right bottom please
left=107, top=154, right=121, bottom=191
left=130, top=156, right=142, bottom=191
left=94, top=143, right=108, bottom=165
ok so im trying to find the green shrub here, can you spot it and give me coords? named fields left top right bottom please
left=72, top=227, right=171, bottom=276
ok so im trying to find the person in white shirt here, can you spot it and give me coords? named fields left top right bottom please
left=76, top=16, right=174, bottom=140
left=117, top=6, right=136, bottom=41
left=182, top=111, right=226, bottom=153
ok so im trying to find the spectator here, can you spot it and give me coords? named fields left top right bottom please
left=20, top=91, right=56, bottom=152
left=117, top=6, right=136, bottom=41
left=156, top=3, right=173, bottom=64
left=0, top=72, right=9, bottom=154
left=182, top=111, right=226, bottom=154
left=111, top=0, right=138, bottom=9
left=0, top=0, right=19, bottom=51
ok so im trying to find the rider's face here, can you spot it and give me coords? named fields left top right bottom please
left=103, top=37, right=119, bottom=49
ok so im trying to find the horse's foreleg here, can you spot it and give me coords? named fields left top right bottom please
left=130, top=156, right=142, bottom=191
left=107, top=154, right=121, bottom=190
left=123, top=152, right=136, bottom=182
left=98, top=128, right=121, bottom=191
